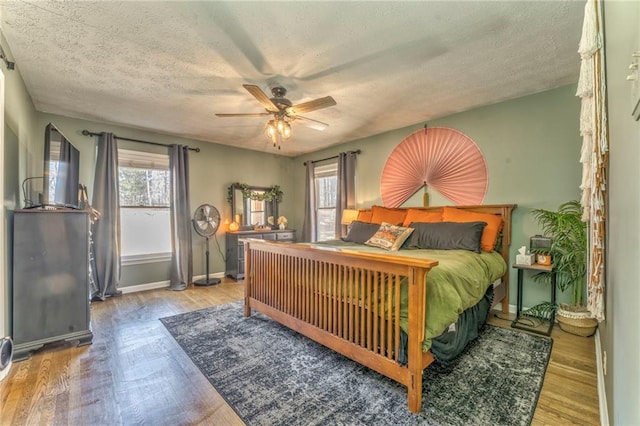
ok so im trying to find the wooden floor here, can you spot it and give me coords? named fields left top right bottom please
left=0, top=279, right=600, bottom=425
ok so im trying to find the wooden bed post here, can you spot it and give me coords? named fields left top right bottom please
left=244, top=240, right=252, bottom=317
left=499, top=205, right=515, bottom=314
left=407, top=266, right=428, bottom=413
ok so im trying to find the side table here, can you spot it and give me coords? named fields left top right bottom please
left=511, top=263, right=556, bottom=336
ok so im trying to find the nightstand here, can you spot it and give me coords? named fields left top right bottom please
left=511, top=263, right=556, bottom=336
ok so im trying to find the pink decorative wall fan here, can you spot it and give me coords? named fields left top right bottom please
left=380, top=127, right=488, bottom=207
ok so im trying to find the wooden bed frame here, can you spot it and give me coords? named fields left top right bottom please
left=243, top=204, right=516, bottom=413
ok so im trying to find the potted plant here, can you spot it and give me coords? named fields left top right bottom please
left=529, top=200, right=597, bottom=337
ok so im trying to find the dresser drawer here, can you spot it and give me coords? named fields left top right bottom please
left=276, top=231, right=295, bottom=241
left=225, top=230, right=295, bottom=281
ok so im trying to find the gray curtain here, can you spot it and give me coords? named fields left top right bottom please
left=335, top=151, right=357, bottom=238
left=91, top=133, right=121, bottom=300
left=169, top=145, right=192, bottom=290
left=302, top=161, right=316, bottom=242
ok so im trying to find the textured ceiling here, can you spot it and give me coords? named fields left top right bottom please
left=0, top=1, right=584, bottom=156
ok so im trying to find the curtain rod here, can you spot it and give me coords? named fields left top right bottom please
left=81, top=130, right=200, bottom=152
left=303, top=149, right=361, bottom=166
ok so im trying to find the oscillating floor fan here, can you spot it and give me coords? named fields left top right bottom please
left=192, top=204, right=221, bottom=286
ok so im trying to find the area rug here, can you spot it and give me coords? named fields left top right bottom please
left=160, top=301, right=552, bottom=426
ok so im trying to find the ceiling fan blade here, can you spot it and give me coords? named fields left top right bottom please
left=294, top=116, right=329, bottom=131
left=215, top=113, right=271, bottom=118
left=243, top=84, right=280, bottom=112
left=286, top=96, right=336, bottom=116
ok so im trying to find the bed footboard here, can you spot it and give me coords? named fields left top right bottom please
left=244, top=239, right=438, bottom=413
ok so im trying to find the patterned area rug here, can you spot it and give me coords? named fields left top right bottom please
left=160, top=301, right=552, bottom=426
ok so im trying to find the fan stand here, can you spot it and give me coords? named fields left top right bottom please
left=193, top=235, right=221, bottom=286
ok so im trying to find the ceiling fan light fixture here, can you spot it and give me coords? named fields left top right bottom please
left=265, top=116, right=292, bottom=145
left=267, top=120, right=277, bottom=137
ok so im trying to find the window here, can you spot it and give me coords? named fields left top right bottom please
left=249, top=198, right=266, bottom=226
left=314, top=163, right=338, bottom=241
left=118, top=149, right=171, bottom=264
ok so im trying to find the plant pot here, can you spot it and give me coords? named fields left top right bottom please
left=556, top=304, right=598, bottom=337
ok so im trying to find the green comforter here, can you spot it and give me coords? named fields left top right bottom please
left=309, top=241, right=506, bottom=351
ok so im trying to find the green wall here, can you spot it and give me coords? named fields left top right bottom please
left=603, top=1, right=640, bottom=424
left=2, top=123, right=18, bottom=338
left=293, top=84, right=583, bottom=308
left=1, top=31, right=40, bottom=338
left=35, top=112, right=294, bottom=287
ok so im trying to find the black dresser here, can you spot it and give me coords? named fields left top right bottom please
left=225, top=229, right=296, bottom=280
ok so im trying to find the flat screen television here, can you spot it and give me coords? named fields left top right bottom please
left=43, top=123, right=80, bottom=209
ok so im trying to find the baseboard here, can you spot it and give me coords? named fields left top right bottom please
left=192, top=272, right=225, bottom=282
left=491, top=303, right=517, bottom=315
left=120, top=280, right=170, bottom=294
left=594, top=330, right=610, bottom=426
left=119, top=272, right=225, bottom=294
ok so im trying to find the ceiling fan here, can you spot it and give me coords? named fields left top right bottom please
left=216, top=84, right=336, bottom=147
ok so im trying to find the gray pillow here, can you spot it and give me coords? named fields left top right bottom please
left=406, top=221, right=487, bottom=253
left=342, top=221, right=381, bottom=244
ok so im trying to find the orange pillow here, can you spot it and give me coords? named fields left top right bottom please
left=442, top=206, right=503, bottom=252
left=356, top=209, right=373, bottom=223
left=370, top=205, right=407, bottom=226
left=402, top=208, right=443, bottom=227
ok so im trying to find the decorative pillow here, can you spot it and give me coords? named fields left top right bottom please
left=342, top=221, right=381, bottom=244
left=356, top=209, right=373, bottom=223
left=402, top=208, right=443, bottom=227
left=365, top=222, right=414, bottom=251
left=370, top=205, right=407, bottom=225
left=406, top=221, right=487, bottom=253
left=442, top=207, right=503, bottom=252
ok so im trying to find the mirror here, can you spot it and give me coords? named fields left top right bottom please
left=229, top=184, right=280, bottom=230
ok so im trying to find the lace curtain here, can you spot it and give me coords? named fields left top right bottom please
left=576, top=0, right=608, bottom=321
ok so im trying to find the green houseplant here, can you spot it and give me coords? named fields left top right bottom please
left=529, top=200, right=597, bottom=336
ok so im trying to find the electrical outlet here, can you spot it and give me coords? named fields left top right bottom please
left=603, top=350, right=607, bottom=376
